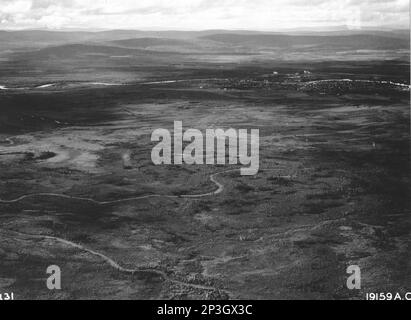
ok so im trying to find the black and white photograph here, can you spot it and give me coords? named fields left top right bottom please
left=0, top=0, right=409, bottom=304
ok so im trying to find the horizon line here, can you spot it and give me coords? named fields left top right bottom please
left=0, top=26, right=409, bottom=33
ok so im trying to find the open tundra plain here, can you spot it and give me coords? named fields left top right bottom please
left=0, top=30, right=410, bottom=299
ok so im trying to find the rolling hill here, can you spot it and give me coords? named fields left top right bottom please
left=201, top=33, right=410, bottom=50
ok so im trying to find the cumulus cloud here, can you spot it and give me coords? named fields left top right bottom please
left=0, top=0, right=408, bottom=30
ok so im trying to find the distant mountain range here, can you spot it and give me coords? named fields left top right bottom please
left=201, top=33, right=410, bottom=50
left=0, top=29, right=409, bottom=64
left=0, top=28, right=409, bottom=44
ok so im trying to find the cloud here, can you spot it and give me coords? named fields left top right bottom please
left=0, top=0, right=409, bottom=30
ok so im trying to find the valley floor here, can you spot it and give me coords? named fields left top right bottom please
left=0, top=61, right=409, bottom=299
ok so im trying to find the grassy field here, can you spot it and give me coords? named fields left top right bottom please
left=0, top=31, right=409, bottom=299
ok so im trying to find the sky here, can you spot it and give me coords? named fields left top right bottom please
left=0, top=0, right=409, bottom=31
